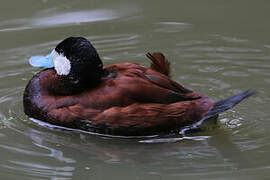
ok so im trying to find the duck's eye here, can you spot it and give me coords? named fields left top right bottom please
left=59, top=49, right=64, bottom=54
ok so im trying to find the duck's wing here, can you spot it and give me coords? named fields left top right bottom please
left=113, top=72, right=199, bottom=104
left=45, top=96, right=214, bottom=136
left=104, top=62, right=200, bottom=104
left=146, top=52, right=170, bottom=77
left=78, top=96, right=214, bottom=135
left=143, top=68, right=200, bottom=102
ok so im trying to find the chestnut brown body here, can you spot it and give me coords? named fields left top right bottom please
left=24, top=44, right=254, bottom=136
left=24, top=56, right=216, bottom=135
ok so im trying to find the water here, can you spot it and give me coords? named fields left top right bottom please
left=0, top=0, right=270, bottom=179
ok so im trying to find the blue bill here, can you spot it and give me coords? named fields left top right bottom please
left=29, top=50, right=54, bottom=68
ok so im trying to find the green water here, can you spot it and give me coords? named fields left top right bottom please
left=0, top=0, right=270, bottom=179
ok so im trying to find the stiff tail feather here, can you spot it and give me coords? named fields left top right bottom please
left=181, top=90, right=255, bottom=134
left=146, top=52, right=171, bottom=77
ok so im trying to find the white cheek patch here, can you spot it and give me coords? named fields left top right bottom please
left=52, top=50, right=71, bottom=75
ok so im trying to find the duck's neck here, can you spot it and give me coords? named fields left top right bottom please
left=45, top=69, right=103, bottom=95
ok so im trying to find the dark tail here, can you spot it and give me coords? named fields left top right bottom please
left=202, top=90, right=255, bottom=121
left=180, top=90, right=255, bottom=134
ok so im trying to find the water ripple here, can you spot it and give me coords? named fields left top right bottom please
left=0, top=8, right=134, bottom=32
left=3, top=160, right=74, bottom=179
left=155, top=22, right=192, bottom=33
left=0, top=5, right=269, bottom=178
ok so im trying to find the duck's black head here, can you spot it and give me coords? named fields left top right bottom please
left=29, top=37, right=104, bottom=95
left=53, top=37, right=103, bottom=82
left=52, top=37, right=104, bottom=94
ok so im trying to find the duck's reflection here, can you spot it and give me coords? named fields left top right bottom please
left=1, top=113, right=255, bottom=179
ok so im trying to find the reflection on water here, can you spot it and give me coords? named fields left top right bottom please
left=155, top=22, right=192, bottom=33
left=0, top=10, right=118, bottom=32
left=33, top=10, right=118, bottom=26
left=0, top=0, right=270, bottom=179
left=5, top=161, right=74, bottom=178
left=0, top=4, right=140, bottom=33
left=139, top=136, right=211, bottom=143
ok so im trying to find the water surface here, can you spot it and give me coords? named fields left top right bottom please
left=0, top=0, right=270, bottom=179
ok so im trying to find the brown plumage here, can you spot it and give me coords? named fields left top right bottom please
left=147, top=52, right=171, bottom=77
left=24, top=57, right=214, bottom=135
left=23, top=37, right=253, bottom=136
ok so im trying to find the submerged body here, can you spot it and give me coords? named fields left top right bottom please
left=23, top=37, right=253, bottom=136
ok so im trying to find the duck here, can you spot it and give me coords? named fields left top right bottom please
left=23, top=37, right=254, bottom=136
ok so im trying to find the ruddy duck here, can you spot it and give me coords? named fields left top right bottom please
left=23, top=37, right=254, bottom=136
